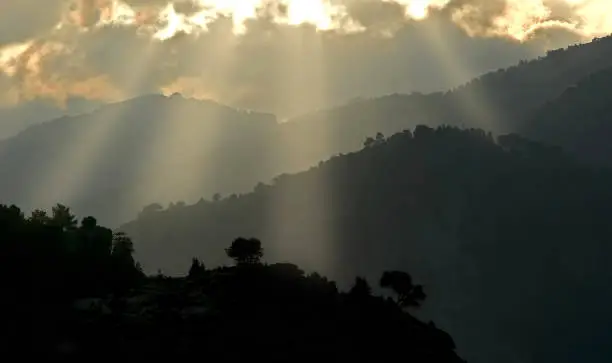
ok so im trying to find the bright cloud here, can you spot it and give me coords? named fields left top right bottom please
left=0, top=0, right=608, bottom=112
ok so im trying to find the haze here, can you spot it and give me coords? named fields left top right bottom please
left=2, top=2, right=612, bottom=363
left=0, top=0, right=609, bottom=136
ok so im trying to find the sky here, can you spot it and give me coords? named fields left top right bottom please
left=0, top=0, right=609, bottom=133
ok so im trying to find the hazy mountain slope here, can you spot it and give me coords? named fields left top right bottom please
left=283, top=35, right=612, bottom=162
left=3, top=36, right=612, bottom=227
left=0, top=98, right=102, bottom=140
left=121, top=126, right=612, bottom=363
left=277, top=93, right=448, bottom=173
left=0, top=94, right=281, bottom=226
left=448, top=35, right=612, bottom=131
left=521, top=66, right=612, bottom=165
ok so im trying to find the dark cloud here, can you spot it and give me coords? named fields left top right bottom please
left=0, top=1, right=64, bottom=46
left=14, top=13, right=550, bottom=117
left=0, top=0, right=605, bottom=124
left=342, top=0, right=408, bottom=34
left=173, top=1, right=205, bottom=15
left=444, top=0, right=507, bottom=37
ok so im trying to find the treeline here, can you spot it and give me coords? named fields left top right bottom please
left=0, top=205, right=465, bottom=362
left=0, top=204, right=143, bottom=299
left=0, top=204, right=144, bottom=354
left=68, top=237, right=463, bottom=362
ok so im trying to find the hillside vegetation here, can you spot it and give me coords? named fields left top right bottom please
left=122, top=126, right=612, bottom=363
left=0, top=205, right=463, bottom=362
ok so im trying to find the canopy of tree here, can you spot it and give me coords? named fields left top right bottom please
left=0, top=204, right=144, bottom=354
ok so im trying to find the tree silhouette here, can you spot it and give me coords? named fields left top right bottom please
left=81, top=216, right=97, bottom=230
left=364, top=132, right=386, bottom=148
left=188, top=257, right=206, bottom=278
left=1, top=203, right=145, bottom=340
left=139, top=203, right=163, bottom=218
left=112, top=232, right=135, bottom=258
left=78, top=217, right=112, bottom=260
left=414, top=125, right=434, bottom=140
left=51, top=204, right=77, bottom=231
left=225, top=237, right=264, bottom=265
left=29, top=209, right=50, bottom=224
left=380, top=271, right=426, bottom=308
left=349, top=276, right=372, bottom=299
left=110, top=232, right=142, bottom=291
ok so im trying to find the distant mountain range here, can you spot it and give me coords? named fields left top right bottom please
left=0, top=95, right=280, bottom=225
left=2, top=36, right=612, bottom=226
left=0, top=98, right=101, bottom=139
left=1, top=30, right=612, bottom=363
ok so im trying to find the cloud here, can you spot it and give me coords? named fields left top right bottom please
left=0, top=0, right=608, bottom=117
left=0, top=1, right=65, bottom=46
left=426, top=0, right=612, bottom=41
left=0, top=31, right=123, bottom=106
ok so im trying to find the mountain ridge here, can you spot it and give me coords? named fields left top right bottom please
left=120, top=125, right=612, bottom=363
left=1, top=35, right=612, bottom=226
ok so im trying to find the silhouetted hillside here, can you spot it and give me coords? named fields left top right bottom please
left=0, top=205, right=463, bottom=362
left=122, top=126, right=612, bottom=363
left=449, top=35, right=612, bottom=131
left=284, top=35, right=612, bottom=163
left=0, top=204, right=144, bottom=355
left=522, top=66, right=612, bottom=165
left=278, top=93, right=448, bottom=172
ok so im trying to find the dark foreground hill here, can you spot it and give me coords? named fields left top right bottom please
left=122, top=126, right=612, bottom=363
left=0, top=207, right=463, bottom=362
left=58, top=265, right=463, bottom=362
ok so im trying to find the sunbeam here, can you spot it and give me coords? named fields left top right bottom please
left=21, top=35, right=158, bottom=224
left=2, top=0, right=612, bottom=108
left=417, top=18, right=500, bottom=131
left=263, top=24, right=338, bottom=274
left=130, top=20, right=242, bottom=214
